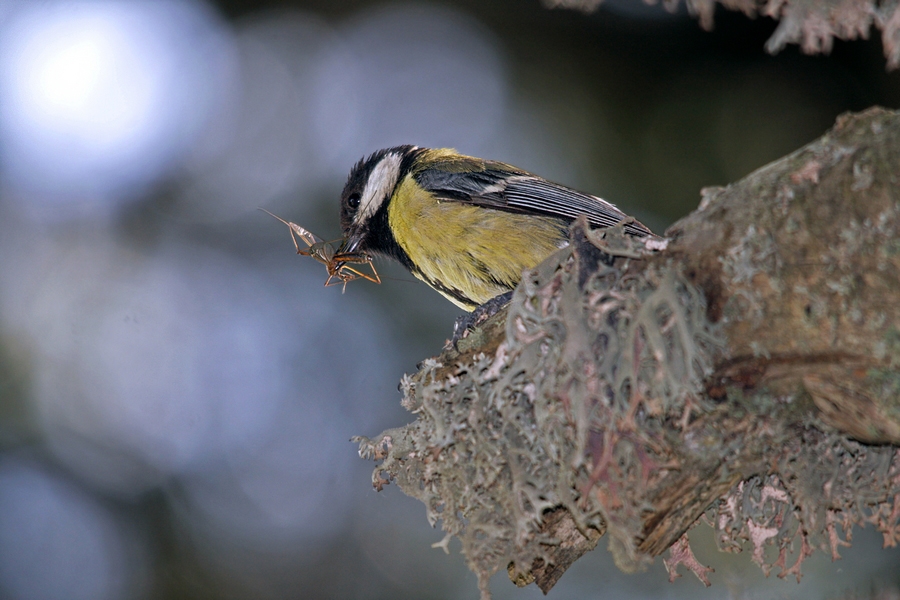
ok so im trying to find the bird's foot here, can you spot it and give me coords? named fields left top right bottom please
left=448, top=291, right=513, bottom=350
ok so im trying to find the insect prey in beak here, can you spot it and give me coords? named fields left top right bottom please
left=260, top=209, right=381, bottom=292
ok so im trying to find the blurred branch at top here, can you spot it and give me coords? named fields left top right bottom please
left=544, top=0, right=900, bottom=69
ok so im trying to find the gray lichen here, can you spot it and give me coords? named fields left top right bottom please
left=357, top=219, right=724, bottom=597
left=703, top=435, right=900, bottom=581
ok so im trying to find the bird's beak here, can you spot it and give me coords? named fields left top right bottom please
left=340, top=230, right=363, bottom=254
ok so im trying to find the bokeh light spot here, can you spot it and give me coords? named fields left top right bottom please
left=0, top=0, right=235, bottom=215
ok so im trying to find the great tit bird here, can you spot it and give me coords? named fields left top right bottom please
left=339, top=145, right=653, bottom=312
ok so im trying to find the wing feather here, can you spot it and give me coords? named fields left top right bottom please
left=415, top=165, right=652, bottom=237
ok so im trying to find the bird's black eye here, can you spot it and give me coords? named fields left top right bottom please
left=348, top=193, right=361, bottom=210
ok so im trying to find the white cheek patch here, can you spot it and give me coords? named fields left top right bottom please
left=356, top=152, right=403, bottom=224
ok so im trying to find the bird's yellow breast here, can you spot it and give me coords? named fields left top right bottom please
left=387, top=174, right=567, bottom=310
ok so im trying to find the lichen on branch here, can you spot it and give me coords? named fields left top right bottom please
left=356, top=107, right=900, bottom=598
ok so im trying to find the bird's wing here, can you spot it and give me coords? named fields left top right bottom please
left=415, top=163, right=653, bottom=237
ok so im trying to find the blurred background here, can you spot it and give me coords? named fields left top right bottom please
left=0, top=0, right=897, bottom=598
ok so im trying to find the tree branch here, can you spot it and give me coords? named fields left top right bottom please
left=356, top=107, right=900, bottom=598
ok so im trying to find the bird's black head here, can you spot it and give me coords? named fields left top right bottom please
left=340, top=145, right=420, bottom=253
